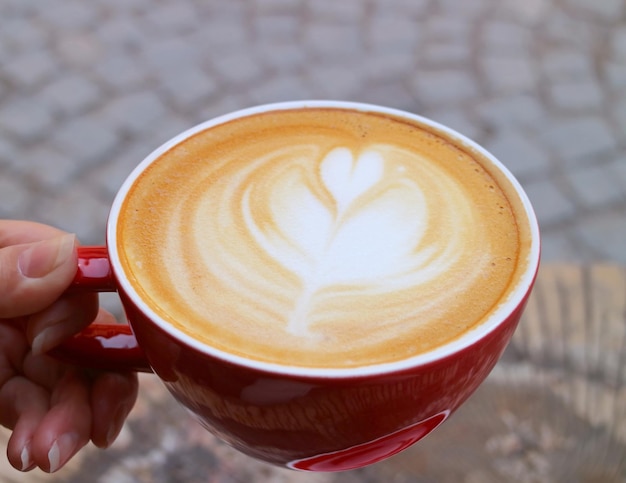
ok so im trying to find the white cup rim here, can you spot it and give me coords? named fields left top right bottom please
left=107, top=100, right=541, bottom=378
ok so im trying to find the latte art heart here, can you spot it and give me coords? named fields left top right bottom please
left=233, top=146, right=476, bottom=337
left=119, top=108, right=527, bottom=368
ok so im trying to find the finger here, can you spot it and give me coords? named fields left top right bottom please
left=25, top=293, right=99, bottom=356
left=21, top=352, right=66, bottom=392
left=0, top=323, right=29, bottom=383
left=0, top=376, right=50, bottom=472
left=0, top=234, right=78, bottom=318
left=0, top=220, right=66, bottom=248
left=31, top=370, right=92, bottom=473
left=90, top=372, right=138, bottom=448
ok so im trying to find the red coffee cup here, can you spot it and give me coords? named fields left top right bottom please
left=52, top=101, right=541, bottom=472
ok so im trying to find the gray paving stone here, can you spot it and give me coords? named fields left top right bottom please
left=565, top=163, right=624, bottom=209
left=254, top=13, right=301, bottom=40
left=51, top=117, right=121, bottom=165
left=368, top=15, right=420, bottom=52
left=606, top=156, right=626, bottom=187
left=140, top=3, right=198, bottom=34
left=423, top=16, right=472, bottom=41
left=0, top=16, right=48, bottom=50
left=140, top=37, right=201, bottom=76
left=187, top=13, right=250, bottom=51
left=254, top=42, right=307, bottom=72
left=541, top=49, right=595, bottom=81
left=306, top=0, right=365, bottom=21
left=481, top=54, right=538, bottom=94
left=54, top=32, right=103, bottom=67
left=36, top=74, right=102, bottom=117
left=0, top=0, right=622, bottom=271
left=304, top=22, right=364, bottom=60
left=575, top=212, right=626, bottom=263
left=92, top=142, right=157, bottom=198
left=0, top=98, right=54, bottom=143
left=420, top=41, right=472, bottom=67
left=539, top=231, right=587, bottom=262
left=0, top=137, right=17, bottom=167
left=92, top=0, right=151, bottom=13
left=158, top=67, right=218, bottom=111
left=411, top=69, right=480, bottom=106
left=97, top=91, right=168, bottom=136
left=540, top=116, right=618, bottom=162
left=253, top=0, right=303, bottom=13
left=484, top=129, right=552, bottom=179
left=14, top=145, right=82, bottom=189
left=0, top=41, right=8, bottom=69
left=604, top=62, right=626, bottom=91
left=548, top=80, right=605, bottom=112
left=195, top=96, right=253, bottom=126
left=612, top=97, right=626, bottom=135
left=32, top=185, right=111, bottom=245
left=523, top=177, right=577, bottom=226
left=198, top=0, right=249, bottom=17
left=436, top=0, right=489, bottom=18
left=475, top=94, right=546, bottom=128
left=305, top=62, right=365, bottom=99
left=425, top=108, right=484, bottom=144
left=561, top=0, right=625, bottom=22
left=139, top=115, right=195, bottom=156
left=611, top=26, right=626, bottom=62
left=92, top=54, right=150, bottom=91
left=210, top=51, right=268, bottom=87
left=95, top=15, right=148, bottom=52
left=0, top=0, right=40, bottom=15
left=493, top=0, right=550, bottom=25
left=542, top=9, right=596, bottom=50
left=2, top=49, right=58, bottom=89
left=0, top=171, right=31, bottom=218
left=36, top=1, right=100, bottom=30
left=356, top=81, right=417, bottom=112
left=481, top=21, right=533, bottom=54
left=370, top=0, right=431, bottom=18
left=247, top=75, right=314, bottom=104
left=364, top=50, right=415, bottom=82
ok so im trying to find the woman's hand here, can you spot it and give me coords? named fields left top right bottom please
left=0, top=221, right=138, bottom=473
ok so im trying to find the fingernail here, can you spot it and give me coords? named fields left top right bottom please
left=18, top=234, right=76, bottom=279
left=20, top=442, right=33, bottom=471
left=31, top=299, right=79, bottom=355
left=30, top=300, right=74, bottom=355
left=48, top=433, right=79, bottom=473
left=106, top=405, right=128, bottom=447
left=31, top=326, right=55, bottom=355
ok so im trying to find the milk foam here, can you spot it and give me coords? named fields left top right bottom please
left=239, top=146, right=472, bottom=337
left=119, top=108, right=524, bottom=368
left=183, top=143, right=482, bottom=339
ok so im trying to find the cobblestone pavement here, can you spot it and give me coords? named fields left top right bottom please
left=1, top=0, right=625, bottom=263
left=0, top=0, right=625, bottom=481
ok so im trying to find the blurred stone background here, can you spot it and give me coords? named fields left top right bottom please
left=1, top=0, right=625, bottom=262
left=0, top=0, right=625, bottom=481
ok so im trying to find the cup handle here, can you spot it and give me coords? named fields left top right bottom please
left=48, top=246, right=153, bottom=373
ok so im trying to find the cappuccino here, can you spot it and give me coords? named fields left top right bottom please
left=118, top=106, right=531, bottom=368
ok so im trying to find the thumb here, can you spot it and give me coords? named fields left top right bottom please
left=0, top=234, right=77, bottom=318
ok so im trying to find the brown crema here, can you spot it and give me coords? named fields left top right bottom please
left=118, top=107, right=531, bottom=369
